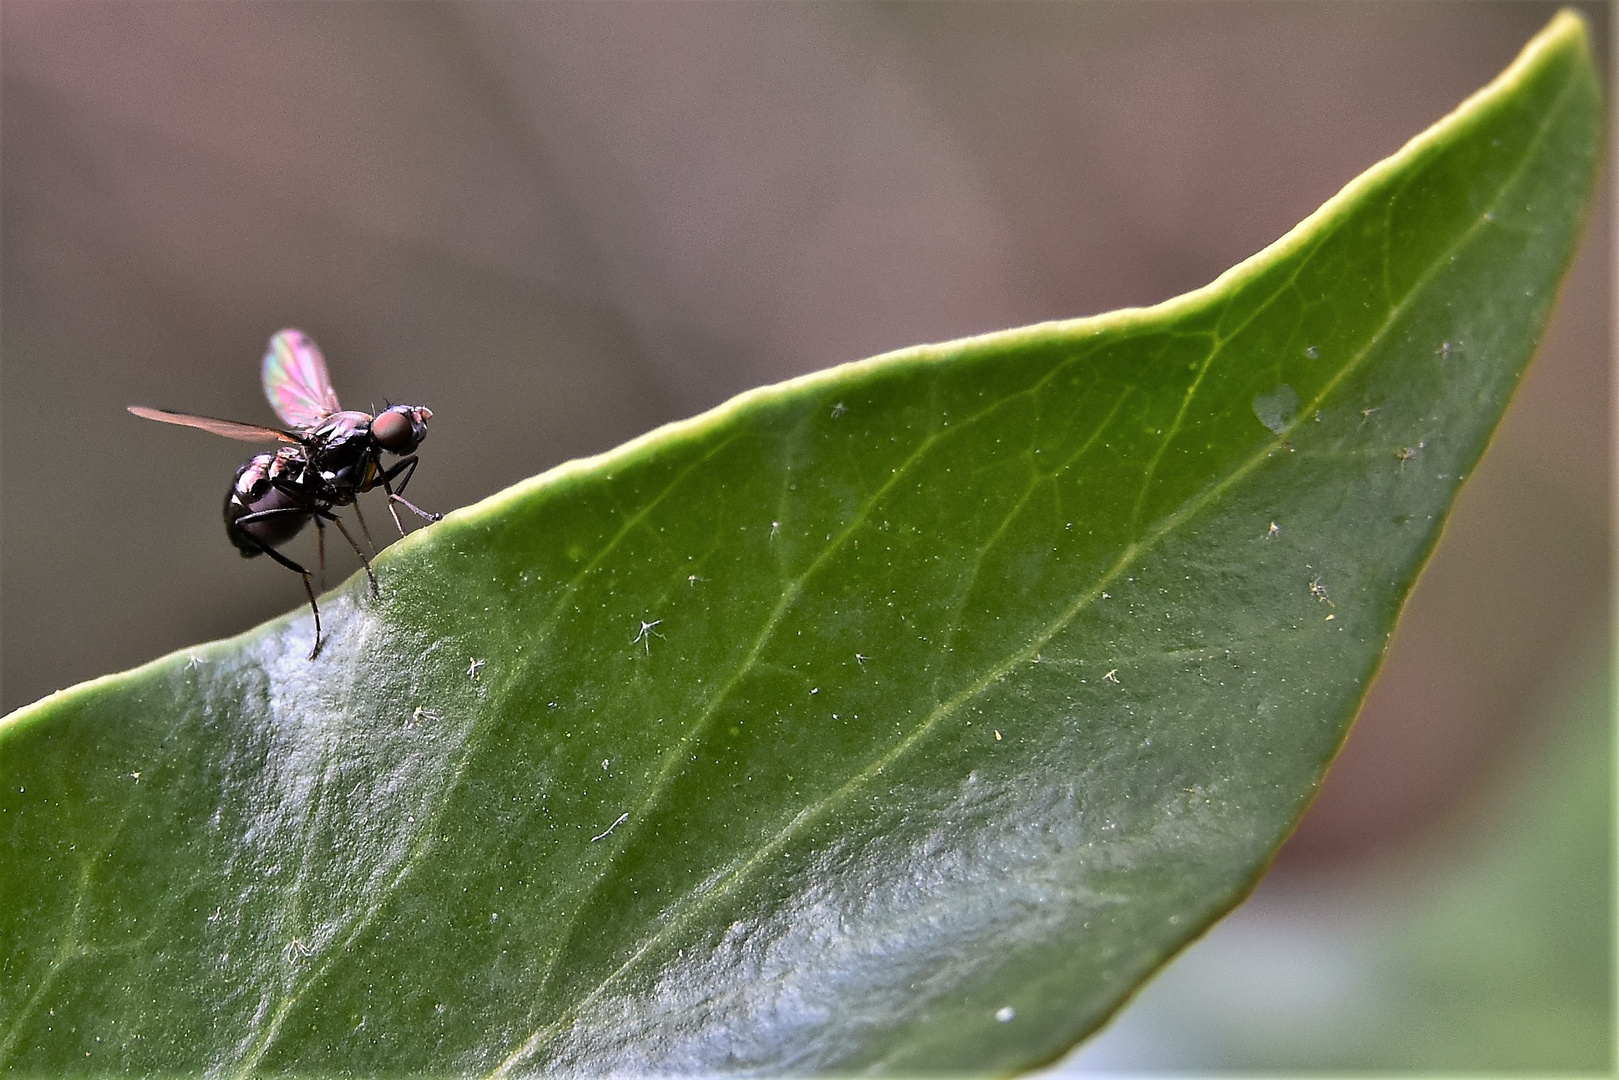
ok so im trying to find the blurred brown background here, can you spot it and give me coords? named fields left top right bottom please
left=1, top=2, right=1610, bottom=1068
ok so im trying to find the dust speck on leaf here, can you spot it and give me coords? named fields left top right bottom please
left=591, top=812, right=630, bottom=843
left=633, top=619, right=663, bottom=654
left=1309, top=576, right=1334, bottom=606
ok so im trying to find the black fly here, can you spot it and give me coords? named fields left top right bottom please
left=130, top=329, right=442, bottom=657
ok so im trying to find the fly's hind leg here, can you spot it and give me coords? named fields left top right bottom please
left=231, top=519, right=322, bottom=659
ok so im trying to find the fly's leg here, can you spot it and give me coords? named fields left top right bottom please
left=314, top=517, right=327, bottom=592
left=351, top=501, right=378, bottom=559
left=230, top=514, right=322, bottom=659
left=324, top=513, right=378, bottom=597
left=237, top=502, right=376, bottom=601
left=378, top=456, right=442, bottom=534
left=381, top=456, right=421, bottom=496
left=387, top=492, right=440, bottom=531
left=239, top=498, right=375, bottom=599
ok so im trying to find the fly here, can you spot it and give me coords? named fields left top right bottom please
left=129, top=329, right=442, bottom=657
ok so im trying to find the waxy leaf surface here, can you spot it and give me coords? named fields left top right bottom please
left=0, top=14, right=1600, bottom=1076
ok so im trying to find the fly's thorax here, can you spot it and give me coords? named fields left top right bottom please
left=316, top=447, right=375, bottom=493
left=307, top=410, right=376, bottom=450
left=308, top=411, right=377, bottom=492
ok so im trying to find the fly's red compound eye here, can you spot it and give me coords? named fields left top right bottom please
left=371, top=409, right=413, bottom=451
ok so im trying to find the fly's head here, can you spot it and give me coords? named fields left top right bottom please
left=371, top=405, right=432, bottom=454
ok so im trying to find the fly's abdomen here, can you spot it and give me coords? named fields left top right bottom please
left=226, top=451, right=312, bottom=555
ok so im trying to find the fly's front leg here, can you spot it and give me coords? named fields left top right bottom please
left=382, top=455, right=421, bottom=497
left=377, top=456, right=442, bottom=534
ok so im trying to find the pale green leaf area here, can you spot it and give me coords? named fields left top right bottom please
left=0, top=12, right=1601, bottom=1077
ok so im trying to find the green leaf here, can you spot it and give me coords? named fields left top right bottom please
left=0, top=13, right=1600, bottom=1076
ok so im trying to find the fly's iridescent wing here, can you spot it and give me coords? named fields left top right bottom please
left=262, top=329, right=341, bottom=429
left=127, top=406, right=297, bottom=443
